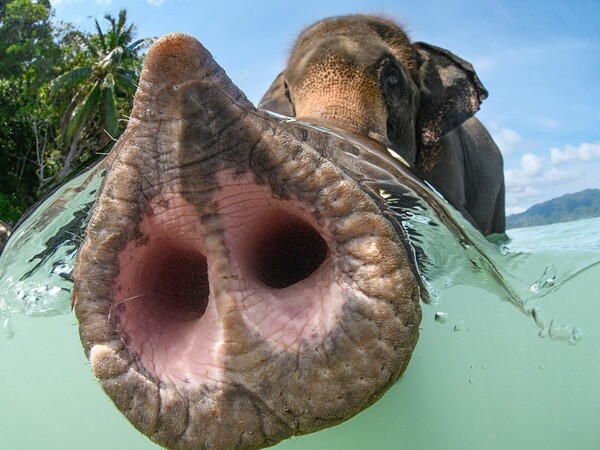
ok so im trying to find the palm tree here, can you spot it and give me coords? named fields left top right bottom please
left=51, top=9, right=152, bottom=179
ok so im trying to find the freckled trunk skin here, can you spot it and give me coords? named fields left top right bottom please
left=73, top=34, right=421, bottom=450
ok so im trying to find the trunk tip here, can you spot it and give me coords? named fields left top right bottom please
left=143, top=33, right=213, bottom=85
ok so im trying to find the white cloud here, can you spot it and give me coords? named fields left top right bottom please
left=505, top=153, right=560, bottom=208
left=95, top=0, right=111, bottom=5
left=520, top=153, right=543, bottom=176
left=506, top=205, right=526, bottom=215
left=492, top=127, right=525, bottom=156
left=505, top=179, right=541, bottom=212
left=505, top=153, right=545, bottom=190
left=504, top=140, right=600, bottom=213
left=544, top=167, right=570, bottom=183
left=550, top=141, right=600, bottom=165
left=147, top=0, right=165, bottom=5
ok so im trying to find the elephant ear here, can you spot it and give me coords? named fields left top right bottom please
left=258, top=71, right=296, bottom=117
left=414, top=42, right=488, bottom=147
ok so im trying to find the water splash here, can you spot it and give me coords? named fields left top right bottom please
left=293, top=121, right=592, bottom=343
left=0, top=161, right=105, bottom=320
left=434, top=312, right=448, bottom=324
left=453, top=321, right=467, bottom=332
left=529, top=265, right=557, bottom=295
left=301, top=121, right=526, bottom=304
left=0, top=119, right=595, bottom=344
left=532, top=306, right=583, bottom=345
left=2, top=318, right=15, bottom=339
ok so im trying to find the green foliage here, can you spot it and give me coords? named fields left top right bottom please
left=506, top=189, right=600, bottom=229
left=0, top=0, right=59, bottom=81
left=50, top=8, right=151, bottom=180
left=0, top=2, right=148, bottom=223
left=0, top=192, right=25, bottom=225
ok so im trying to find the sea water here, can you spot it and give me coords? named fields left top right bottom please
left=1, top=155, right=599, bottom=448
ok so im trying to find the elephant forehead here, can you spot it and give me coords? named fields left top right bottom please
left=290, top=15, right=417, bottom=79
left=299, top=53, right=380, bottom=91
left=290, top=36, right=387, bottom=78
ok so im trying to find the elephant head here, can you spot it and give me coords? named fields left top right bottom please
left=260, top=15, right=505, bottom=236
left=73, top=33, right=422, bottom=449
left=260, top=15, right=487, bottom=166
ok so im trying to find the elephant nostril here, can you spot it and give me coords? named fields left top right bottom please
left=141, top=244, right=209, bottom=323
left=245, top=213, right=329, bottom=289
left=112, top=237, right=211, bottom=368
left=148, top=249, right=209, bottom=319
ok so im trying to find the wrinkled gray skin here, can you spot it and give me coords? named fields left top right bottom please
left=260, top=15, right=505, bottom=235
left=74, top=33, right=421, bottom=449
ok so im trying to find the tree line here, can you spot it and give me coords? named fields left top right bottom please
left=0, top=0, right=150, bottom=225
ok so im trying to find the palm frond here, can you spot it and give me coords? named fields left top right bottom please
left=56, top=7, right=144, bottom=160
left=115, top=69, right=138, bottom=95
left=102, top=75, right=119, bottom=137
left=94, top=18, right=107, bottom=53
left=117, top=9, right=128, bottom=35
left=81, top=34, right=99, bottom=59
left=50, top=66, right=93, bottom=94
left=98, top=47, right=124, bottom=70
left=127, top=37, right=155, bottom=53
left=66, top=81, right=101, bottom=144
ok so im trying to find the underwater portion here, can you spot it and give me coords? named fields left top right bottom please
left=1, top=217, right=599, bottom=449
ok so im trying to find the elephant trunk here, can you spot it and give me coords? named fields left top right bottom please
left=73, top=34, right=420, bottom=450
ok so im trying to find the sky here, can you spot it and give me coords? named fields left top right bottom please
left=49, top=0, right=600, bottom=214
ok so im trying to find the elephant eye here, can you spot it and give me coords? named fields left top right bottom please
left=385, top=67, right=400, bottom=86
left=381, top=62, right=403, bottom=93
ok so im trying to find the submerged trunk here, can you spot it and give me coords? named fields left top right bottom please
left=73, top=34, right=421, bottom=450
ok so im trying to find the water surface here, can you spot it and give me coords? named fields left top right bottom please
left=1, top=134, right=599, bottom=448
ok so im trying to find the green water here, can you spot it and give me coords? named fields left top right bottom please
left=2, top=218, right=599, bottom=449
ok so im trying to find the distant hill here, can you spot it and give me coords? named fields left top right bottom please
left=506, top=189, right=600, bottom=229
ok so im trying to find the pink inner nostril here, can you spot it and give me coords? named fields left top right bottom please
left=112, top=188, right=343, bottom=382
left=242, top=212, right=329, bottom=289
left=115, top=223, right=224, bottom=383
left=116, top=239, right=211, bottom=337
left=142, top=244, right=210, bottom=322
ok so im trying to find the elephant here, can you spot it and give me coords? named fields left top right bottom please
left=72, top=18, right=512, bottom=450
left=260, top=14, right=506, bottom=235
left=73, top=32, right=425, bottom=450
